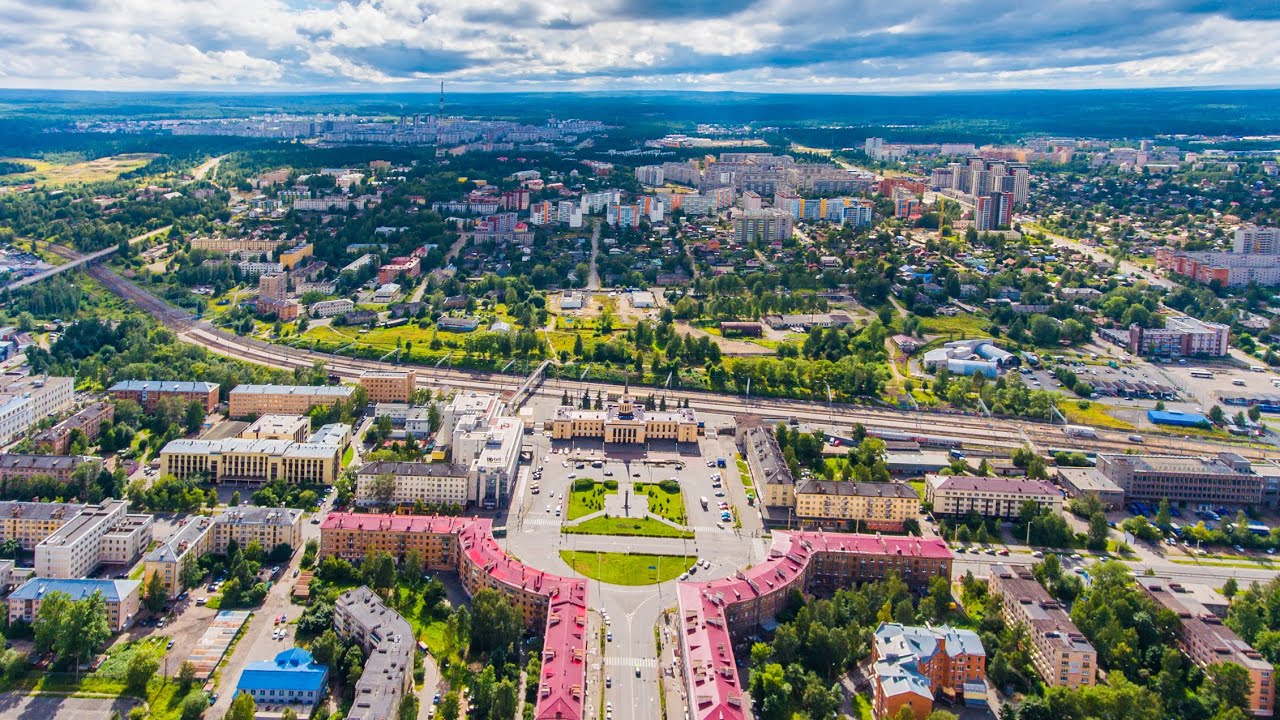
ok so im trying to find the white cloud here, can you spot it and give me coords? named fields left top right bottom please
left=0, top=0, right=1274, bottom=90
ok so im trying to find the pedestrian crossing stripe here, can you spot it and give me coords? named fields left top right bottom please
left=604, top=657, right=660, bottom=668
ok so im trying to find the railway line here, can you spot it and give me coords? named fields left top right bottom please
left=94, top=265, right=1275, bottom=462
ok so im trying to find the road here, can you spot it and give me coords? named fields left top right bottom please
left=586, top=220, right=602, bottom=290
left=193, top=155, right=226, bottom=182
left=2, top=225, right=171, bottom=294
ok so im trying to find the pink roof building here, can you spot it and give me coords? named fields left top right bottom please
left=676, top=531, right=952, bottom=720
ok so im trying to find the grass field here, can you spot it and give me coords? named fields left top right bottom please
left=559, top=551, right=695, bottom=585
left=919, top=313, right=992, bottom=338
left=634, top=482, right=687, bottom=524
left=563, top=515, right=694, bottom=539
left=1061, top=401, right=1136, bottom=430
left=0, top=153, right=159, bottom=186
left=568, top=482, right=616, bottom=520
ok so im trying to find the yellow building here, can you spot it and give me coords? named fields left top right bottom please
left=0, top=501, right=84, bottom=550
left=159, top=420, right=348, bottom=486
left=190, top=237, right=279, bottom=256
left=228, top=384, right=355, bottom=418
left=793, top=479, right=919, bottom=531
left=279, top=243, right=314, bottom=270
left=143, top=507, right=302, bottom=597
left=549, top=396, right=698, bottom=443
left=359, top=370, right=418, bottom=404
left=741, top=426, right=796, bottom=509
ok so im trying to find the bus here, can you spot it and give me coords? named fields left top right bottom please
left=700, top=496, right=709, bottom=511
left=1190, top=370, right=1215, bottom=379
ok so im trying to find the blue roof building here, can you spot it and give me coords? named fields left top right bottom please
left=236, top=647, right=328, bottom=709
left=1147, top=409, right=1210, bottom=427
left=7, top=577, right=141, bottom=631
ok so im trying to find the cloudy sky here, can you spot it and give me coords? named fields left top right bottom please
left=1, top=0, right=1277, bottom=92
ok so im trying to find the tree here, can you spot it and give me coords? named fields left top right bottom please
left=1223, top=578, right=1239, bottom=600
left=125, top=649, right=159, bottom=695
left=1156, top=498, right=1172, bottom=528
left=469, top=589, right=523, bottom=665
left=180, top=554, right=203, bottom=590
left=439, top=691, right=460, bottom=720
left=492, top=678, right=518, bottom=720
left=365, top=551, right=396, bottom=591
left=1087, top=511, right=1110, bottom=551
left=178, top=660, right=197, bottom=693
left=397, top=695, right=419, bottom=720
left=225, top=691, right=257, bottom=720
left=143, top=572, right=169, bottom=614
left=371, top=473, right=397, bottom=506
left=230, top=490, right=241, bottom=507
left=1208, top=662, right=1253, bottom=713
left=309, top=630, right=342, bottom=667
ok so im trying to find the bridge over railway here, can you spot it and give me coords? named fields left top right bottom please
left=0, top=226, right=171, bottom=296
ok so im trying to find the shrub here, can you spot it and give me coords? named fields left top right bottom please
left=603, top=479, right=619, bottom=490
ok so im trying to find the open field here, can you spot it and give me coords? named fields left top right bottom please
left=0, top=153, right=160, bottom=186
left=559, top=551, right=695, bottom=585
left=568, top=481, right=616, bottom=520
left=563, top=515, right=694, bottom=539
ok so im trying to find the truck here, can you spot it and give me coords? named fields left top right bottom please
left=716, top=457, right=727, bottom=468
left=700, top=496, right=709, bottom=511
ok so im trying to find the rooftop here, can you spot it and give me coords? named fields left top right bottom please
left=796, top=479, right=918, bottom=499
left=109, top=380, right=218, bottom=394
left=237, top=647, right=328, bottom=694
left=355, top=461, right=470, bottom=478
left=0, top=453, right=100, bottom=473
left=10, top=576, right=140, bottom=603
left=0, top=500, right=85, bottom=522
left=1138, top=576, right=1272, bottom=672
left=989, top=565, right=1095, bottom=654
left=230, top=384, right=355, bottom=398
left=37, top=499, right=125, bottom=547
left=926, top=474, right=1061, bottom=496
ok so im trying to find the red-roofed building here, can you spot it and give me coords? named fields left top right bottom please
left=676, top=531, right=952, bottom=720
left=320, top=513, right=586, bottom=720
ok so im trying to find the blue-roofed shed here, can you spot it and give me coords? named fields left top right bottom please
left=1147, top=410, right=1210, bottom=427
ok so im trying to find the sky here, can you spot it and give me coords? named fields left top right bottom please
left=0, top=0, right=1278, bottom=92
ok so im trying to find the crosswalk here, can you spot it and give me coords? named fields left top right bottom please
left=603, top=656, right=660, bottom=668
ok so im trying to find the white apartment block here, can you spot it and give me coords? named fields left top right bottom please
left=1235, top=225, right=1280, bottom=255
left=0, top=375, right=75, bottom=443
left=309, top=299, right=355, bottom=318
left=34, top=500, right=152, bottom=578
left=635, top=165, right=664, bottom=186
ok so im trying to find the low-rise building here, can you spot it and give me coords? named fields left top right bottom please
left=359, top=370, right=417, bottom=404
left=1127, top=316, right=1230, bottom=358
left=159, top=421, right=349, bottom=486
left=235, top=647, right=328, bottom=713
left=550, top=394, right=698, bottom=444
left=108, top=380, right=220, bottom=413
left=1096, top=452, right=1261, bottom=507
left=1138, top=577, right=1274, bottom=716
left=228, top=384, right=355, bottom=418
left=309, top=299, right=355, bottom=318
left=872, top=623, right=987, bottom=719
left=1055, top=467, right=1125, bottom=508
left=8, top=577, right=141, bottom=632
left=33, top=402, right=115, bottom=455
left=793, top=479, right=919, bottom=531
left=988, top=565, right=1096, bottom=689
left=355, top=461, right=471, bottom=507
left=924, top=475, right=1063, bottom=518
left=0, top=501, right=85, bottom=550
left=334, top=587, right=415, bottom=720
left=0, top=453, right=101, bottom=483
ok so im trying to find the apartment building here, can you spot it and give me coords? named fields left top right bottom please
left=309, top=299, right=355, bottom=318
left=872, top=623, right=987, bottom=719
left=988, top=565, right=1096, bottom=689
left=321, top=515, right=589, bottom=720
left=34, top=500, right=152, bottom=578
left=741, top=425, right=796, bottom=510
left=924, top=475, right=1064, bottom=518
left=279, top=243, right=313, bottom=270
left=0, top=501, right=84, bottom=550
left=1138, top=577, right=1274, bottom=716
left=8, top=577, right=141, bottom=632
left=354, top=461, right=471, bottom=507
left=359, top=370, right=417, bottom=404
left=334, top=587, right=416, bottom=720
left=159, top=420, right=350, bottom=486
left=108, top=380, right=220, bottom=413
left=677, top=532, right=953, bottom=720
left=1234, top=225, right=1280, bottom=255
left=0, top=453, right=101, bottom=483
left=144, top=506, right=302, bottom=597
left=228, top=384, right=355, bottom=418
left=1127, top=316, right=1231, bottom=357
left=190, top=237, right=280, bottom=256
left=33, top=402, right=115, bottom=455
left=793, top=479, right=919, bottom=531
left=1096, top=452, right=1262, bottom=507
left=733, top=208, right=794, bottom=243
left=0, top=375, right=75, bottom=442
left=550, top=395, right=698, bottom=444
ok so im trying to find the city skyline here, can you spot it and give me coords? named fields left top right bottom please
left=0, top=0, right=1278, bottom=92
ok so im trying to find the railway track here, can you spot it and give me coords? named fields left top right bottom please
left=93, top=266, right=1276, bottom=462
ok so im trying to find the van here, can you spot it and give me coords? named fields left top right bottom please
left=1233, top=379, right=1247, bottom=386
left=1252, top=366, right=1265, bottom=372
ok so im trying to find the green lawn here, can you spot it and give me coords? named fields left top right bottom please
left=568, top=482, right=616, bottom=520
left=634, top=483, right=687, bottom=525
left=852, top=693, right=874, bottom=720
left=1061, top=401, right=1136, bottom=430
left=341, top=445, right=354, bottom=468
left=559, top=551, right=695, bottom=585
left=919, top=313, right=991, bottom=338
left=563, top=515, right=694, bottom=539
